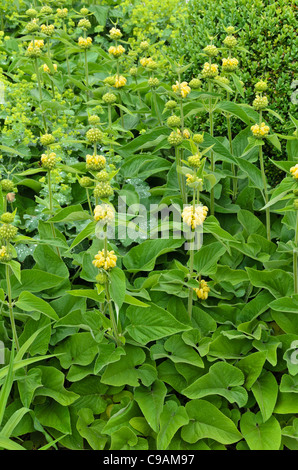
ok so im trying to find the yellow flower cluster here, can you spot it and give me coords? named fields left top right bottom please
left=42, top=63, right=57, bottom=74
left=27, top=39, right=44, bottom=56
left=40, top=24, right=54, bottom=35
left=108, top=44, right=125, bottom=57
left=183, top=129, right=191, bottom=139
left=140, top=57, right=156, bottom=68
left=290, top=164, right=298, bottom=179
left=113, top=75, right=127, bottom=88
left=172, top=81, right=191, bottom=98
left=86, top=154, right=106, bottom=171
left=109, top=27, right=122, bottom=39
left=0, top=245, right=11, bottom=262
left=251, top=122, right=270, bottom=138
left=202, top=62, right=218, bottom=78
left=185, top=174, right=202, bottom=186
left=222, top=57, right=239, bottom=72
left=182, top=205, right=208, bottom=229
left=94, top=204, right=115, bottom=224
left=78, top=37, right=92, bottom=49
left=194, top=279, right=210, bottom=300
left=41, top=152, right=57, bottom=169
left=93, top=250, right=117, bottom=270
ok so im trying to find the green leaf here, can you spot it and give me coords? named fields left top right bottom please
left=236, top=352, right=267, bottom=389
left=110, top=267, right=126, bottom=311
left=35, top=400, right=71, bottom=434
left=134, top=380, right=167, bottom=433
left=54, top=333, right=99, bottom=369
left=251, top=372, right=278, bottom=422
left=0, top=436, right=25, bottom=450
left=15, top=291, right=59, bottom=321
left=156, top=400, right=189, bottom=450
left=193, top=242, right=226, bottom=275
left=34, top=366, right=79, bottom=406
left=123, top=239, right=184, bottom=272
left=182, top=362, right=247, bottom=407
left=181, top=399, right=242, bottom=445
left=101, top=345, right=146, bottom=387
left=49, top=205, right=90, bottom=223
left=240, top=411, right=281, bottom=450
left=246, top=267, right=294, bottom=298
left=126, top=304, right=190, bottom=345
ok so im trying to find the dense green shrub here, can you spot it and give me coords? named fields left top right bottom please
left=168, top=0, right=297, bottom=182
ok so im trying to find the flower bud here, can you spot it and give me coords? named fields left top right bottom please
left=223, top=35, right=237, bottom=48
left=148, top=77, right=159, bottom=88
left=96, top=170, right=110, bottom=182
left=26, top=8, right=38, bottom=17
left=94, top=182, right=114, bottom=199
left=167, top=115, right=181, bottom=128
left=78, top=18, right=91, bottom=30
left=40, top=133, right=55, bottom=146
left=255, top=80, right=268, bottom=92
left=253, top=94, right=268, bottom=110
left=96, top=272, right=108, bottom=285
left=189, top=78, right=202, bottom=89
left=88, top=115, right=100, bottom=126
left=0, top=223, right=18, bottom=241
left=1, top=179, right=15, bottom=193
left=188, top=153, right=201, bottom=168
left=193, top=134, right=204, bottom=144
left=165, top=100, right=177, bottom=110
left=86, top=128, right=103, bottom=143
left=102, top=92, right=117, bottom=104
left=1, top=212, right=15, bottom=223
left=79, top=176, right=94, bottom=188
left=168, top=130, right=183, bottom=146
left=203, top=44, right=218, bottom=57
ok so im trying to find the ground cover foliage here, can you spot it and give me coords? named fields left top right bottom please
left=0, top=0, right=297, bottom=451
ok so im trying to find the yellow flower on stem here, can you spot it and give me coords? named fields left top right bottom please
left=290, top=164, right=298, bottom=179
left=93, top=249, right=117, bottom=270
left=182, top=205, right=208, bottom=229
left=194, top=279, right=210, bottom=300
left=172, top=81, right=191, bottom=98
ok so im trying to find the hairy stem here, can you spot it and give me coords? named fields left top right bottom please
left=6, top=264, right=19, bottom=351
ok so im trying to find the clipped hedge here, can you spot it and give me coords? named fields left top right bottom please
left=168, top=0, right=297, bottom=182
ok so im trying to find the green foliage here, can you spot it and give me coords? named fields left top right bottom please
left=0, top=0, right=297, bottom=453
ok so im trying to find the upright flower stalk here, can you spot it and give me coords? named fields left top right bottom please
left=182, top=148, right=208, bottom=317
left=201, top=42, right=219, bottom=215
left=40, top=133, right=61, bottom=257
left=93, top=204, right=121, bottom=346
left=251, top=80, right=271, bottom=240
left=0, top=211, right=19, bottom=350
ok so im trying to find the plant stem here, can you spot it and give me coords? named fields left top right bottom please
left=34, top=58, right=46, bottom=130
left=258, top=112, right=270, bottom=241
left=294, top=211, right=298, bottom=294
left=152, top=89, right=162, bottom=126
left=84, top=49, right=89, bottom=103
left=48, top=170, right=61, bottom=258
left=226, top=92, right=237, bottom=200
left=5, top=264, right=19, bottom=351
left=105, top=280, right=121, bottom=347
left=187, top=189, right=196, bottom=318
left=208, top=79, right=215, bottom=215
left=175, top=146, right=184, bottom=201
left=86, top=188, right=92, bottom=215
